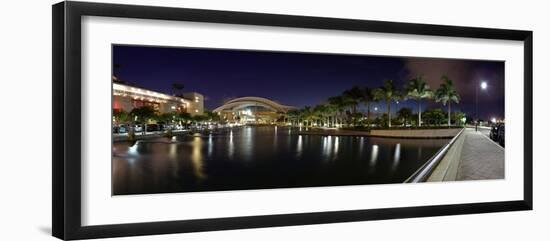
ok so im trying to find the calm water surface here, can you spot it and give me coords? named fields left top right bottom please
left=112, top=126, right=448, bottom=195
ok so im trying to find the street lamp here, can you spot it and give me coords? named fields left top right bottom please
left=475, top=80, right=488, bottom=132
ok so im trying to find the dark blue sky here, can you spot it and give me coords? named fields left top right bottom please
left=112, top=45, right=504, bottom=120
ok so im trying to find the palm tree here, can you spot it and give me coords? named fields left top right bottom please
left=327, top=96, right=346, bottom=127
left=435, top=76, right=461, bottom=127
left=342, top=86, right=363, bottom=114
left=360, top=87, right=375, bottom=127
left=301, top=106, right=313, bottom=127
left=323, top=103, right=337, bottom=127
left=406, top=75, right=433, bottom=127
left=373, top=80, right=398, bottom=127
left=286, top=109, right=301, bottom=126
left=313, top=104, right=332, bottom=127
left=171, top=82, right=185, bottom=96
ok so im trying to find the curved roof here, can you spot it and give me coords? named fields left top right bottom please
left=213, top=96, right=296, bottom=113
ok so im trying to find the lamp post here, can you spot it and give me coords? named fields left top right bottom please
left=475, top=81, right=488, bottom=132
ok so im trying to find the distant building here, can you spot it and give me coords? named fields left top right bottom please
left=112, top=79, right=204, bottom=116
left=213, top=96, right=295, bottom=124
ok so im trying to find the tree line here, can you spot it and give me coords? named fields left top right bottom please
left=285, top=75, right=463, bottom=128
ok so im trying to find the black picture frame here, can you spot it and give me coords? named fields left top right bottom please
left=52, top=1, right=533, bottom=240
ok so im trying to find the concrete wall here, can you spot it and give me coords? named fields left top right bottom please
left=370, top=128, right=462, bottom=138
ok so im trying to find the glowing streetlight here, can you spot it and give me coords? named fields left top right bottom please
left=481, top=81, right=488, bottom=90
left=475, top=80, right=488, bottom=132
left=491, top=117, right=497, bottom=123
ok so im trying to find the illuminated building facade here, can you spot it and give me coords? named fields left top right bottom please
left=112, top=82, right=204, bottom=116
left=213, top=96, right=295, bottom=124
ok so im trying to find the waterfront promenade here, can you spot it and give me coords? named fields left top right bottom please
left=428, top=127, right=504, bottom=181
left=456, top=128, right=505, bottom=180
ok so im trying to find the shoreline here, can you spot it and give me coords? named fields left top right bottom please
left=296, top=127, right=461, bottom=139
left=113, top=126, right=463, bottom=141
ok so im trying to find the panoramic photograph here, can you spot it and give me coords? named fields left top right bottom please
left=111, top=45, right=505, bottom=196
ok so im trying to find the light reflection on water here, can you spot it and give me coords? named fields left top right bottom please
left=228, top=130, right=234, bottom=159
left=296, top=135, right=303, bottom=158
left=112, top=126, right=448, bottom=195
left=370, top=145, right=379, bottom=166
left=392, top=143, right=401, bottom=172
left=191, top=136, right=206, bottom=180
left=207, top=134, right=213, bottom=158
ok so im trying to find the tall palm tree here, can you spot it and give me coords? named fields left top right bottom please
left=342, top=86, right=363, bottom=114
left=373, top=80, right=398, bottom=127
left=435, top=76, right=461, bottom=127
left=406, top=75, right=433, bottom=127
left=301, top=106, right=313, bottom=127
left=360, top=87, right=375, bottom=127
left=313, top=105, right=325, bottom=126
left=286, top=109, right=301, bottom=126
left=323, top=103, right=337, bottom=127
left=171, top=82, right=185, bottom=96
left=327, top=96, right=346, bottom=127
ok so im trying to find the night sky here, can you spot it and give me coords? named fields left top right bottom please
left=112, top=45, right=505, bottom=121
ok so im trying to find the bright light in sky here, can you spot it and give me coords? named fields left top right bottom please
left=481, top=81, right=488, bottom=90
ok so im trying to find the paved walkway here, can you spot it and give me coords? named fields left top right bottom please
left=456, top=128, right=505, bottom=180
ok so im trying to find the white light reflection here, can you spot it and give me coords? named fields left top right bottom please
left=333, top=137, right=339, bottom=157
left=208, top=133, right=213, bottom=158
left=228, top=130, right=234, bottom=159
left=127, top=141, right=140, bottom=155
left=370, top=144, right=379, bottom=166
left=273, top=126, right=278, bottom=149
left=242, top=126, right=253, bottom=161
left=392, top=143, right=401, bottom=171
left=296, top=135, right=303, bottom=158
left=125, top=141, right=143, bottom=166
left=326, top=136, right=333, bottom=160
left=321, top=136, right=329, bottom=161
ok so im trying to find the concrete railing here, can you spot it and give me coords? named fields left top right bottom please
left=370, top=128, right=462, bottom=138
left=404, top=128, right=465, bottom=183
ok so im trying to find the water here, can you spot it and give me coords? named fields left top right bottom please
left=112, top=126, right=449, bottom=195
